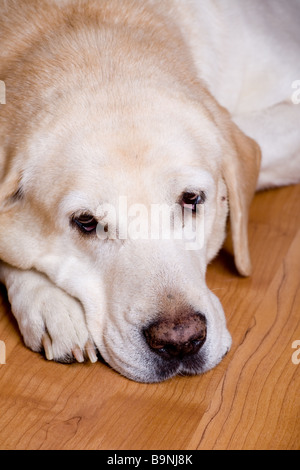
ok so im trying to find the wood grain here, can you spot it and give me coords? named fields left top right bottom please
left=0, top=184, right=299, bottom=450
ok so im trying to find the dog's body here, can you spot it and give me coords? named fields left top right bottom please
left=0, top=0, right=299, bottom=382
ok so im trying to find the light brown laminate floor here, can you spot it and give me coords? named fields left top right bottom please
left=0, top=184, right=299, bottom=450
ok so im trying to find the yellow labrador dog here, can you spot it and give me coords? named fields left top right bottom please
left=0, top=0, right=299, bottom=382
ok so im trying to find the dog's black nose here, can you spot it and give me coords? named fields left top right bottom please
left=144, top=312, right=206, bottom=360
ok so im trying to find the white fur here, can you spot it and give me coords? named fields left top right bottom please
left=0, top=0, right=299, bottom=382
left=174, top=0, right=300, bottom=189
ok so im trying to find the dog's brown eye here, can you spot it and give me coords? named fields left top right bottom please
left=181, top=191, right=206, bottom=212
left=73, top=214, right=98, bottom=234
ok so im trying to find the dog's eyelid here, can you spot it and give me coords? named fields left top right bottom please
left=70, top=210, right=95, bottom=221
left=77, top=214, right=95, bottom=224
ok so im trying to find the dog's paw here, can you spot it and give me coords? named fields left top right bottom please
left=37, top=289, right=97, bottom=364
left=7, top=269, right=97, bottom=363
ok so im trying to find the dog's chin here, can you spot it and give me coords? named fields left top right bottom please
left=109, top=350, right=212, bottom=384
left=151, top=351, right=208, bottom=382
left=122, top=342, right=232, bottom=383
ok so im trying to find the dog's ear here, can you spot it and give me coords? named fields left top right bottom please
left=222, top=121, right=261, bottom=276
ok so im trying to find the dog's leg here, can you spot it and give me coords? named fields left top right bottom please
left=0, top=261, right=97, bottom=363
left=233, top=102, right=300, bottom=190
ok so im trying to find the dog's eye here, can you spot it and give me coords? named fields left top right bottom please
left=73, top=214, right=98, bottom=234
left=181, top=191, right=206, bottom=212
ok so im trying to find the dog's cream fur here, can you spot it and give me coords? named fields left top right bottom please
left=0, top=0, right=299, bottom=382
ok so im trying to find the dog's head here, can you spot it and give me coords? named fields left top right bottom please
left=0, top=6, right=261, bottom=382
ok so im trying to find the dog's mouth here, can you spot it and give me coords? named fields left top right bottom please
left=151, top=350, right=208, bottom=382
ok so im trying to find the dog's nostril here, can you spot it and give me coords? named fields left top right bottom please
left=144, top=312, right=206, bottom=360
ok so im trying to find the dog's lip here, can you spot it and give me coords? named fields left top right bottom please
left=96, top=339, right=175, bottom=383
left=115, top=347, right=208, bottom=383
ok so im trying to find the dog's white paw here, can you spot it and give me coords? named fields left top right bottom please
left=5, top=268, right=97, bottom=363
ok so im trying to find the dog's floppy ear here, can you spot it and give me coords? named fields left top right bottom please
left=222, top=121, right=261, bottom=276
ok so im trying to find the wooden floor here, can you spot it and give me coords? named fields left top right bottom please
left=0, top=184, right=299, bottom=450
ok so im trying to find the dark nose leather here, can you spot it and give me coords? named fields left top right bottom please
left=144, top=312, right=206, bottom=360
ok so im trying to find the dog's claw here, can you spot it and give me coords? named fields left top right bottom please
left=85, top=340, right=98, bottom=363
left=42, top=333, right=54, bottom=361
left=72, top=348, right=85, bottom=363
left=42, top=334, right=97, bottom=364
